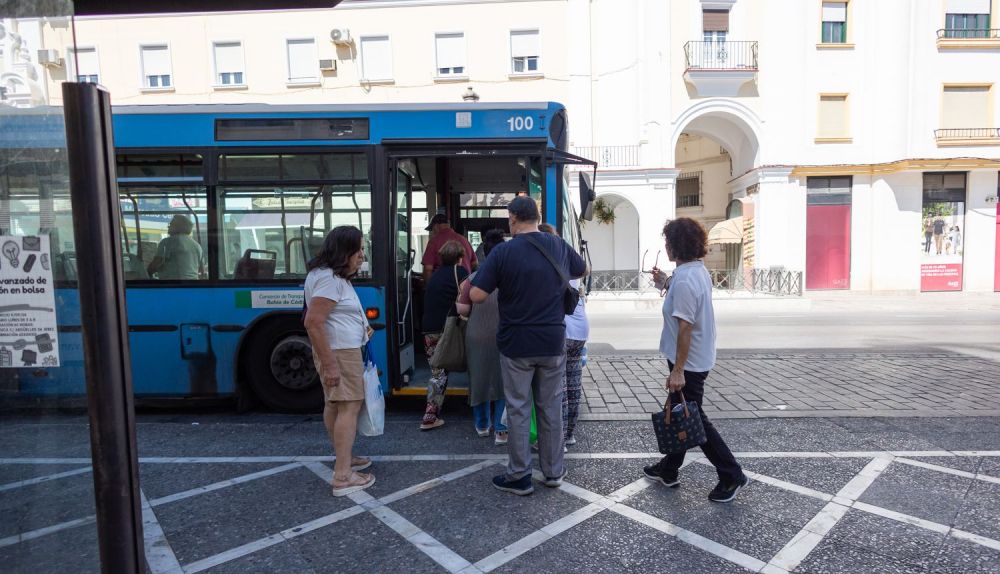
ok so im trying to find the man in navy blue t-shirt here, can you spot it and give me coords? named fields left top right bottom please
left=471, top=196, right=586, bottom=495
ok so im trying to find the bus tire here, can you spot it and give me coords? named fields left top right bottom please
left=242, top=316, right=323, bottom=413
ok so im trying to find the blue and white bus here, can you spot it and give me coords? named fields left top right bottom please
left=2, top=103, right=595, bottom=411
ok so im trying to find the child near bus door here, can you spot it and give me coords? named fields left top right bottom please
left=539, top=223, right=589, bottom=449
left=303, top=226, right=377, bottom=496
left=420, top=241, right=469, bottom=430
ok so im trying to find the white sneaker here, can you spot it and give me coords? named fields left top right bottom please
left=565, top=436, right=577, bottom=446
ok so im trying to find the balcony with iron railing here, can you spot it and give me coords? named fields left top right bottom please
left=934, top=128, right=1000, bottom=146
left=682, top=40, right=758, bottom=97
left=936, top=28, right=1000, bottom=49
left=570, top=145, right=641, bottom=168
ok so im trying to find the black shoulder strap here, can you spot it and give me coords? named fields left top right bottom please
left=523, top=234, right=569, bottom=287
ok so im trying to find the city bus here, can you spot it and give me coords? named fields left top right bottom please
left=1, top=103, right=595, bottom=412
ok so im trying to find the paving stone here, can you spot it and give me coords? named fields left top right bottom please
left=492, top=511, right=747, bottom=574
left=825, top=509, right=947, bottom=570
left=859, top=463, right=973, bottom=526
left=0, top=518, right=100, bottom=574
left=932, top=534, right=1000, bottom=574
left=153, top=465, right=356, bottom=565
left=202, top=511, right=443, bottom=574
left=797, top=538, right=931, bottom=574
left=386, top=466, right=587, bottom=564
left=0, top=471, right=97, bottom=539
left=738, top=456, right=872, bottom=495
left=139, top=462, right=290, bottom=501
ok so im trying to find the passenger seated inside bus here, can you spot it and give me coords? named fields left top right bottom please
left=147, top=214, right=203, bottom=280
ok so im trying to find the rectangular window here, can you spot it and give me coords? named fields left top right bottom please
left=510, top=29, right=540, bottom=74
left=435, top=33, right=466, bottom=76
left=817, top=94, right=850, bottom=140
left=703, top=9, right=729, bottom=32
left=941, top=85, right=990, bottom=129
left=70, top=47, right=99, bottom=83
left=213, top=41, right=245, bottom=86
left=360, top=36, right=392, bottom=81
left=676, top=173, right=701, bottom=208
left=215, top=153, right=372, bottom=280
left=140, top=45, right=171, bottom=89
left=945, top=0, right=992, bottom=38
left=822, top=2, right=848, bottom=43
left=286, top=39, right=317, bottom=83
left=118, top=185, right=209, bottom=281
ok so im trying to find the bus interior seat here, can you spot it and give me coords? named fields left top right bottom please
left=234, top=249, right=277, bottom=280
left=123, top=253, right=149, bottom=280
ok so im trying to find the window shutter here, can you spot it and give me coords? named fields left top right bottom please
left=510, top=30, right=539, bottom=58
left=435, top=33, right=465, bottom=70
left=75, top=47, right=99, bottom=77
left=214, top=42, right=243, bottom=75
left=703, top=10, right=729, bottom=32
left=818, top=95, right=849, bottom=138
left=945, top=0, right=991, bottom=14
left=822, top=2, right=847, bottom=22
left=360, top=36, right=392, bottom=80
left=941, top=86, right=990, bottom=129
left=141, top=46, right=170, bottom=77
left=287, top=39, right=316, bottom=81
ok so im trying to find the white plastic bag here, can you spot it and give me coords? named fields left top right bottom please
left=357, top=356, right=384, bottom=437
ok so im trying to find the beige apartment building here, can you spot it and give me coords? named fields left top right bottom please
left=5, top=0, right=1000, bottom=293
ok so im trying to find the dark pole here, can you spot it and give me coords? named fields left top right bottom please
left=62, top=82, right=144, bottom=573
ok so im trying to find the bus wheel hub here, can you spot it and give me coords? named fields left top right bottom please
left=269, top=336, right=317, bottom=391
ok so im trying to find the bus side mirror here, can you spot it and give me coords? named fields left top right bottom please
left=579, top=171, right=596, bottom=221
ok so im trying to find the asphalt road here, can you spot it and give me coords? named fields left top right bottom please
left=586, top=294, right=1000, bottom=355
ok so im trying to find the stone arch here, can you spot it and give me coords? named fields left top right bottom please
left=585, top=192, right=640, bottom=273
left=669, top=99, right=764, bottom=176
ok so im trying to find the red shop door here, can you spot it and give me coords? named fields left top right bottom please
left=806, top=203, right=852, bottom=290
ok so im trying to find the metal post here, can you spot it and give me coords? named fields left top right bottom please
left=62, top=82, right=144, bottom=573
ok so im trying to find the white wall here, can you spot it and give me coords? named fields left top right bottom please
left=965, top=170, right=1000, bottom=291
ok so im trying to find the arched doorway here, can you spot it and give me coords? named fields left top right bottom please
left=585, top=193, right=640, bottom=285
left=671, top=101, right=762, bottom=275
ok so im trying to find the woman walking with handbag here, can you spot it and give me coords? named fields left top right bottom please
left=303, top=226, right=376, bottom=496
left=456, top=229, right=508, bottom=444
left=420, top=240, right=469, bottom=430
left=642, top=218, right=748, bottom=503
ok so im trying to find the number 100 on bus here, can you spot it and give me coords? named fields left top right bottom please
left=507, top=116, right=534, bottom=131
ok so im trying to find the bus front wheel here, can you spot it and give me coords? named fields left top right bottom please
left=243, top=317, right=323, bottom=413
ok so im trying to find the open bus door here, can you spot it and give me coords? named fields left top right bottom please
left=391, top=161, right=417, bottom=388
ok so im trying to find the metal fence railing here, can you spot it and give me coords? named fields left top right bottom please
left=571, top=145, right=641, bottom=168
left=937, top=28, right=1000, bottom=39
left=934, top=128, right=1000, bottom=140
left=589, top=268, right=803, bottom=296
left=684, top=41, right=758, bottom=71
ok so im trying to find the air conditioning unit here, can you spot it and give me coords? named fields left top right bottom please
left=37, top=49, right=63, bottom=68
left=330, top=28, right=352, bottom=45
left=319, top=59, right=337, bottom=71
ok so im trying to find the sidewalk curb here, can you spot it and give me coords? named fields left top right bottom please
left=579, top=409, right=1000, bottom=421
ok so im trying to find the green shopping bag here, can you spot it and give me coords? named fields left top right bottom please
left=529, top=403, right=537, bottom=444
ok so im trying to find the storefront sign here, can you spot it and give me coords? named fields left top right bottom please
left=0, top=235, right=59, bottom=367
left=920, top=178, right=965, bottom=292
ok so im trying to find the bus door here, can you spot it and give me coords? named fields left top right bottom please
left=391, top=162, right=416, bottom=386
left=385, top=144, right=548, bottom=396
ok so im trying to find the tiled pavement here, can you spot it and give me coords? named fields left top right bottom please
left=3, top=415, right=1000, bottom=573
left=582, top=349, right=1000, bottom=419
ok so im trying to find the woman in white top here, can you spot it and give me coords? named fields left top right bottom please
left=643, top=218, right=747, bottom=503
left=304, top=226, right=375, bottom=497
left=539, top=223, right=589, bottom=447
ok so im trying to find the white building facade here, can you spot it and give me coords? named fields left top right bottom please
left=6, top=0, right=1000, bottom=293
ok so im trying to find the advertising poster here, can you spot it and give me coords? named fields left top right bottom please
left=920, top=201, right=965, bottom=292
left=0, top=235, right=59, bottom=367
